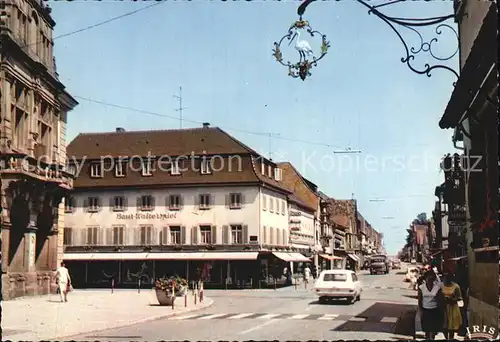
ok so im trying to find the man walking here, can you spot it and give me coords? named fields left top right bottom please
left=56, top=262, right=72, bottom=302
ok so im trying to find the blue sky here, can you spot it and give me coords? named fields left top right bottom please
left=50, top=0, right=458, bottom=254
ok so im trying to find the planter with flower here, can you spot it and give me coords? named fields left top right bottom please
left=154, top=276, right=188, bottom=305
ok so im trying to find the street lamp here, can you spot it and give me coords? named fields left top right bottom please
left=273, top=0, right=459, bottom=82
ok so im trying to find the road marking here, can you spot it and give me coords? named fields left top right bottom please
left=381, top=316, right=398, bottom=323
left=256, top=313, right=281, bottom=319
left=288, top=314, right=309, bottom=319
left=239, top=319, right=277, bottom=335
left=318, top=314, right=339, bottom=320
left=170, top=314, right=200, bottom=320
left=229, top=313, right=254, bottom=319
left=349, top=317, right=366, bottom=322
left=198, top=313, right=227, bottom=320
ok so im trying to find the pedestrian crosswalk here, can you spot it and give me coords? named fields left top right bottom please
left=169, top=312, right=401, bottom=323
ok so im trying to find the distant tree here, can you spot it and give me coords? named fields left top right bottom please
left=413, top=212, right=429, bottom=225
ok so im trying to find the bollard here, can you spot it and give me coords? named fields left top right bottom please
left=111, top=279, right=115, bottom=293
left=304, top=279, right=307, bottom=289
left=250, top=278, right=253, bottom=289
left=184, top=293, right=187, bottom=307
left=294, top=278, right=297, bottom=290
left=274, top=278, right=277, bottom=290
left=138, top=279, right=141, bottom=293
left=172, top=283, right=176, bottom=310
left=200, top=282, right=204, bottom=302
left=194, top=290, right=197, bottom=305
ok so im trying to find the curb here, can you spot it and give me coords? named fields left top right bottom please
left=48, top=297, right=214, bottom=340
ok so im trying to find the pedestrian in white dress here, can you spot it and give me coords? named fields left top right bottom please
left=56, top=262, right=72, bottom=303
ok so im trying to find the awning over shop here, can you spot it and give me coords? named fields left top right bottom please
left=319, top=254, right=343, bottom=261
left=272, top=252, right=310, bottom=262
left=347, top=254, right=360, bottom=262
left=63, top=252, right=259, bottom=261
left=63, top=253, right=148, bottom=261
left=146, top=252, right=258, bottom=260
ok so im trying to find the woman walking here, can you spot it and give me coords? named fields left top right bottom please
left=441, top=272, right=463, bottom=339
left=418, top=270, right=444, bottom=340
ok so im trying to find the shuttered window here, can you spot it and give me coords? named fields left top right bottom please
left=140, top=225, right=153, bottom=245
left=200, top=225, right=212, bottom=244
left=88, top=197, right=100, bottom=212
left=231, top=225, right=243, bottom=244
left=170, top=226, right=181, bottom=244
left=63, top=227, right=73, bottom=245
left=113, top=226, right=124, bottom=245
left=86, top=227, right=99, bottom=245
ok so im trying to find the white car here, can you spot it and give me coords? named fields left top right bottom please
left=313, top=269, right=362, bottom=304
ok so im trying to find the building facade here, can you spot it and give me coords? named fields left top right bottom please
left=63, top=126, right=310, bottom=288
left=438, top=0, right=498, bottom=329
left=0, top=0, right=77, bottom=299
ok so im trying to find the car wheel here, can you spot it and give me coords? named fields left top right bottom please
left=318, top=296, right=327, bottom=304
left=349, top=296, right=356, bottom=304
left=357, top=293, right=361, bottom=301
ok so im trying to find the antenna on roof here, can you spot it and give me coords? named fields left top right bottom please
left=173, top=86, right=188, bottom=129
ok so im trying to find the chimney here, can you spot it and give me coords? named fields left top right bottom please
left=202, top=122, right=210, bottom=128
left=116, top=127, right=125, bottom=133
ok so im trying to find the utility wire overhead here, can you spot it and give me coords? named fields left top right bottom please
left=74, top=95, right=348, bottom=149
left=21, top=2, right=165, bottom=48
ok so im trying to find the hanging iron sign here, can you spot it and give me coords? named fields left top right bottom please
left=272, top=17, right=330, bottom=81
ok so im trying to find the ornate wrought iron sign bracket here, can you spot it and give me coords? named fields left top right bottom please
left=274, top=0, right=459, bottom=82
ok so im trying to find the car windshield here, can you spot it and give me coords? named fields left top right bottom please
left=372, top=258, right=385, bottom=262
left=323, top=273, right=347, bottom=281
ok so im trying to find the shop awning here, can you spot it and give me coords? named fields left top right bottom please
left=272, top=252, right=310, bottom=262
left=63, top=253, right=148, bottom=261
left=319, top=254, right=343, bottom=260
left=347, top=254, right=360, bottom=262
left=146, top=252, right=259, bottom=260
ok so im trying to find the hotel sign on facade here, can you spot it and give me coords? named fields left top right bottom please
left=116, top=212, right=178, bottom=220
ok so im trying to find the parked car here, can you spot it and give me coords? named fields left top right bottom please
left=313, top=269, right=362, bottom=304
left=370, top=254, right=390, bottom=274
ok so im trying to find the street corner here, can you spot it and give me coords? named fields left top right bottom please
left=52, top=297, right=214, bottom=340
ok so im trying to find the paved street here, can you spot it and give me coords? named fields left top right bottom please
left=68, top=269, right=419, bottom=340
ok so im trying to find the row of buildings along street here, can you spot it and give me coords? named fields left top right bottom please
left=0, top=0, right=384, bottom=298
left=399, top=0, right=498, bottom=332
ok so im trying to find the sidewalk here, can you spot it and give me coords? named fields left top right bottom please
left=413, top=308, right=464, bottom=341
left=2, top=288, right=213, bottom=340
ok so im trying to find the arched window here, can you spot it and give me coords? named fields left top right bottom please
left=30, top=11, right=39, bottom=54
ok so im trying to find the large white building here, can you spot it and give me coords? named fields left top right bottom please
left=63, top=125, right=310, bottom=288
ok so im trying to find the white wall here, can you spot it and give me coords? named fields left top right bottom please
left=64, top=186, right=261, bottom=246
left=288, top=203, right=315, bottom=249
left=259, top=189, right=289, bottom=246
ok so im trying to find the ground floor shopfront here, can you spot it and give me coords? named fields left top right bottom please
left=63, top=251, right=311, bottom=289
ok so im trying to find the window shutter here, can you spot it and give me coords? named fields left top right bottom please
left=211, top=225, right=217, bottom=244
left=123, top=196, right=128, bottom=211
left=263, top=226, right=267, bottom=244
left=165, top=196, right=170, bottom=208
left=96, top=197, right=102, bottom=212
left=135, top=226, right=142, bottom=245
left=136, top=196, right=142, bottom=209
left=180, top=226, right=186, bottom=244
left=270, top=227, right=274, bottom=245
left=83, top=197, right=89, bottom=212
left=283, top=229, right=287, bottom=246
left=80, top=229, right=86, bottom=245
left=191, top=226, right=198, bottom=244
left=150, top=196, right=156, bottom=210
left=210, top=194, right=215, bottom=207
left=222, top=225, right=229, bottom=244
left=163, top=227, right=169, bottom=245
left=194, top=194, right=200, bottom=207
left=276, top=228, right=281, bottom=245
left=109, top=196, right=114, bottom=211
left=225, top=194, right=230, bottom=208
left=240, top=193, right=245, bottom=206
left=123, top=226, right=130, bottom=245
left=179, top=195, right=184, bottom=208
left=243, top=225, right=249, bottom=244
left=106, top=227, right=113, bottom=245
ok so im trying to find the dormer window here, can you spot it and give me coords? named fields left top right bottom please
left=274, top=168, right=282, bottom=181
left=115, top=160, right=125, bottom=177
left=268, top=165, right=272, bottom=177
left=201, top=159, right=211, bottom=174
left=142, top=159, right=152, bottom=176
left=261, top=162, right=265, bottom=175
left=90, top=163, right=102, bottom=178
